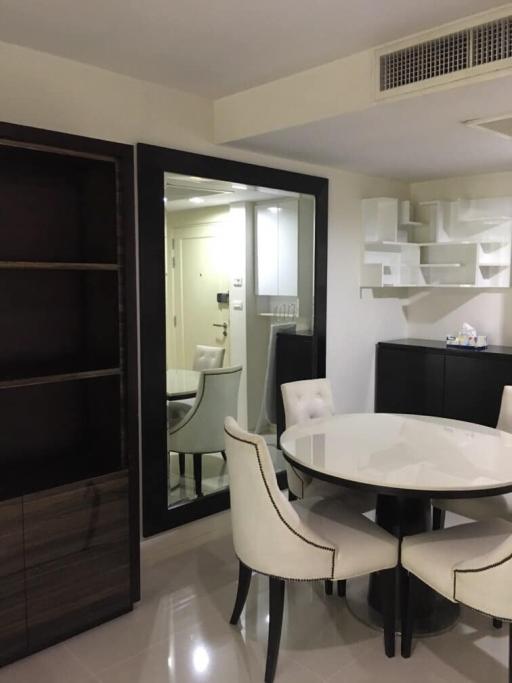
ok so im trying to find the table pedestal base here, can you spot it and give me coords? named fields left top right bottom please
left=346, top=575, right=459, bottom=636
left=345, top=493, right=459, bottom=636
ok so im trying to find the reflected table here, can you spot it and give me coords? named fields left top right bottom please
left=280, top=413, right=512, bottom=635
left=166, top=369, right=200, bottom=400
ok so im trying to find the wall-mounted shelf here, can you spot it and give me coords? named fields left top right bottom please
left=361, top=197, right=512, bottom=289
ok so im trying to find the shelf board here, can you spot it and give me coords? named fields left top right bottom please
left=0, top=367, right=121, bottom=390
left=419, top=263, right=462, bottom=268
left=400, top=221, right=425, bottom=227
left=478, top=262, right=509, bottom=268
left=416, top=241, right=506, bottom=246
left=0, top=261, right=119, bottom=271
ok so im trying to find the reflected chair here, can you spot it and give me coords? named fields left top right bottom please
left=401, top=517, right=512, bottom=680
left=167, top=345, right=226, bottom=431
left=224, top=417, right=398, bottom=683
left=192, top=344, right=225, bottom=371
left=168, top=366, right=241, bottom=497
left=433, top=386, right=512, bottom=529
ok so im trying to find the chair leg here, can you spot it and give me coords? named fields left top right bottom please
left=193, top=453, right=203, bottom=497
left=325, top=580, right=333, bottom=596
left=178, top=452, right=185, bottom=477
left=337, top=579, right=347, bottom=598
left=381, top=568, right=396, bottom=657
left=493, top=617, right=503, bottom=629
left=432, top=507, right=445, bottom=531
left=265, top=578, right=285, bottom=683
left=221, top=450, right=227, bottom=462
left=229, top=561, right=252, bottom=625
left=400, top=569, right=414, bottom=658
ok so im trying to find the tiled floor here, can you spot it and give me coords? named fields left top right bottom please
left=1, top=510, right=510, bottom=682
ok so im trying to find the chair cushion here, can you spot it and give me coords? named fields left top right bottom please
left=435, top=494, right=512, bottom=521
left=293, top=497, right=398, bottom=580
left=401, top=518, right=512, bottom=601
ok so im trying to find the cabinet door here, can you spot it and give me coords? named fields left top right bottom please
left=0, top=498, right=27, bottom=665
left=375, top=346, right=444, bottom=417
left=24, top=471, right=131, bottom=650
left=445, top=355, right=512, bottom=427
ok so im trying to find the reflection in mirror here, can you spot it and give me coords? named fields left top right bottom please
left=163, top=172, right=315, bottom=508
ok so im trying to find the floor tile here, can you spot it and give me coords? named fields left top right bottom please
left=0, top=644, right=96, bottom=683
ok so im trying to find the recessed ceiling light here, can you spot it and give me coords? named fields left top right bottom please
left=232, top=183, right=248, bottom=190
left=189, top=197, right=205, bottom=204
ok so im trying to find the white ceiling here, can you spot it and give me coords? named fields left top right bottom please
left=164, top=173, right=297, bottom=211
left=232, top=76, right=512, bottom=181
left=0, top=0, right=503, bottom=97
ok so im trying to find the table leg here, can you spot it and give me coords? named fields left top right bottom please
left=346, top=494, right=459, bottom=636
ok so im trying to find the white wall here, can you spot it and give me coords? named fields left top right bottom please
left=0, top=39, right=408, bottom=414
left=407, top=172, right=512, bottom=346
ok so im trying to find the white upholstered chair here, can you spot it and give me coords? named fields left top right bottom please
left=401, top=517, right=512, bottom=678
left=168, top=366, right=241, bottom=496
left=167, top=345, right=226, bottom=427
left=192, top=344, right=225, bottom=371
left=224, top=417, right=399, bottom=683
left=281, top=378, right=375, bottom=510
left=433, top=386, right=512, bottom=528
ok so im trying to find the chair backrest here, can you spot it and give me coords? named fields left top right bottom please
left=281, top=378, right=334, bottom=428
left=168, top=366, right=241, bottom=454
left=497, top=386, right=512, bottom=433
left=224, top=417, right=335, bottom=580
left=193, top=345, right=225, bottom=371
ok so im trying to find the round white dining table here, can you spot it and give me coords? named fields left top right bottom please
left=166, top=368, right=200, bottom=400
left=281, top=412, right=512, bottom=635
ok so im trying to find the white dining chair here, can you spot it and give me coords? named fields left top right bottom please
left=168, top=366, right=241, bottom=496
left=281, top=379, right=375, bottom=501
left=167, top=346, right=227, bottom=435
left=192, top=344, right=225, bottom=371
left=401, top=516, right=512, bottom=680
left=224, top=417, right=398, bottom=683
left=433, top=386, right=512, bottom=529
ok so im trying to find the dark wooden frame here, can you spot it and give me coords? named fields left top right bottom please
left=137, top=143, right=328, bottom=537
left=0, top=122, right=140, bottom=603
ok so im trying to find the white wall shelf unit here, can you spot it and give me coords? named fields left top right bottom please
left=361, top=197, right=512, bottom=289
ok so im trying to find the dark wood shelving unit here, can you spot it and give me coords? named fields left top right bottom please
left=0, top=122, right=139, bottom=667
left=0, top=261, right=119, bottom=270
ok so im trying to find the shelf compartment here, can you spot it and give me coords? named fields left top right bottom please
left=0, top=368, right=120, bottom=390
left=0, top=144, right=118, bottom=264
left=419, top=263, right=462, bottom=268
left=0, top=269, right=120, bottom=380
left=0, top=375, right=122, bottom=501
left=0, top=261, right=119, bottom=271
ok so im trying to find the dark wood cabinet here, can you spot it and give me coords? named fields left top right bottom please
left=375, top=345, right=445, bottom=417
left=376, top=339, right=512, bottom=428
left=0, top=123, right=139, bottom=665
left=0, top=499, right=26, bottom=666
left=275, top=331, right=315, bottom=445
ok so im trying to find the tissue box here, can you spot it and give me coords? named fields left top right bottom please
left=446, top=335, right=488, bottom=349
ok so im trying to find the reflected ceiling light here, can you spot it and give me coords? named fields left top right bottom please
left=232, top=183, right=248, bottom=190
left=192, top=645, right=210, bottom=673
left=189, top=197, right=205, bottom=204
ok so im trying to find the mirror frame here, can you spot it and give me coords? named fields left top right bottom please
left=137, top=143, right=328, bottom=536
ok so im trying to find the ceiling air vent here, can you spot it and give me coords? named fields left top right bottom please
left=380, top=15, right=512, bottom=92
